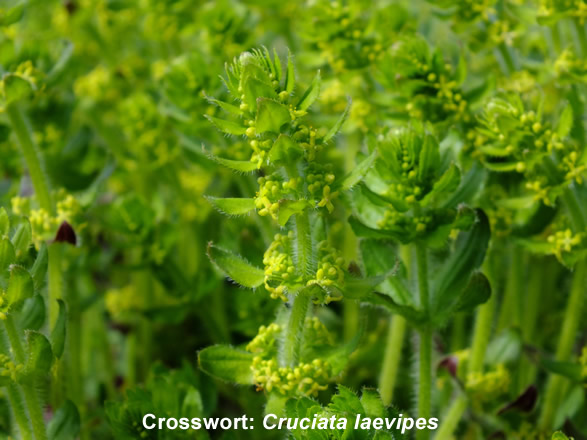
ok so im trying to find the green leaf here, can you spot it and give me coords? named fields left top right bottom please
left=7, top=265, right=34, bottom=305
left=323, top=98, right=351, bottom=142
left=30, top=243, right=48, bottom=290
left=359, top=239, right=412, bottom=305
left=0, top=207, right=8, bottom=236
left=256, top=98, right=290, bottom=134
left=51, top=299, right=67, bottom=359
left=455, top=272, right=491, bottom=313
left=359, top=291, right=427, bottom=325
left=204, top=148, right=259, bottom=172
left=361, top=389, right=386, bottom=418
left=2, top=74, right=34, bottom=104
left=205, top=197, right=256, bottom=216
left=48, top=400, right=80, bottom=440
left=421, top=163, right=461, bottom=205
left=431, top=209, right=490, bottom=317
left=540, top=359, right=583, bottom=383
left=337, top=150, right=377, bottom=191
left=285, top=51, right=295, bottom=94
left=483, top=161, right=518, bottom=172
left=276, top=199, right=310, bottom=227
left=297, top=71, right=320, bottom=111
left=12, top=218, right=31, bottom=259
left=198, top=345, right=254, bottom=385
left=348, top=216, right=407, bottom=242
left=206, top=243, right=265, bottom=288
left=0, top=3, right=25, bottom=26
left=22, top=331, right=53, bottom=381
left=268, top=134, right=302, bottom=164
left=244, top=78, right=277, bottom=112
left=551, top=432, right=570, bottom=440
left=205, top=115, right=247, bottom=136
left=206, top=96, right=243, bottom=116
left=0, top=237, right=16, bottom=273
left=557, top=105, right=573, bottom=139
left=417, top=133, right=440, bottom=182
left=19, top=295, right=46, bottom=331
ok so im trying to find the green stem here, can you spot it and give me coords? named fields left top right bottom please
left=379, top=315, right=406, bottom=406
left=497, top=43, right=516, bottom=75
left=6, top=104, right=53, bottom=214
left=497, top=246, right=524, bottom=332
left=22, top=384, right=48, bottom=440
left=540, top=259, right=586, bottom=430
left=282, top=292, right=311, bottom=367
left=294, top=211, right=312, bottom=278
left=4, top=315, right=48, bottom=440
left=7, top=384, right=33, bottom=440
left=571, top=18, right=587, bottom=58
left=434, top=395, right=468, bottom=440
left=470, top=290, right=497, bottom=377
left=282, top=210, right=313, bottom=367
left=416, top=242, right=431, bottom=440
left=561, top=186, right=586, bottom=232
left=47, top=244, right=63, bottom=331
left=379, top=245, right=411, bottom=405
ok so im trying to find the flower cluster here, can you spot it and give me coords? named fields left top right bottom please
left=384, top=36, right=470, bottom=125
left=250, top=357, right=331, bottom=397
left=0, top=354, right=22, bottom=383
left=11, top=192, right=81, bottom=246
left=466, top=364, right=511, bottom=402
left=246, top=320, right=334, bottom=397
left=255, top=176, right=299, bottom=219
left=308, top=241, right=345, bottom=292
left=263, top=232, right=299, bottom=301
left=476, top=96, right=585, bottom=205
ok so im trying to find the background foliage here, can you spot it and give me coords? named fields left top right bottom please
left=0, top=0, right=586, bottom=439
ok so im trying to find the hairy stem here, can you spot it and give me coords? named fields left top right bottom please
left=416, top=242, right=431, bottom=440
left=6, top=104, right=53, bottom=214
left=379, top=245, right=411, bottom=405
left=379, top=315, right=406, bottom=406
left=434, top=395, right=468, bottom=440
left=7, top=384, right=33, bottom=440
left=282, top=292, right=311, bottom=367
left=4, top=315, right=48, bottom=440
left=540, top=259, right=586, bottom=430
left=281, top=211, right=313, bottom=367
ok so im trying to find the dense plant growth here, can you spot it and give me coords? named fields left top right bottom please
left=0, top=0, right=585, bottom=439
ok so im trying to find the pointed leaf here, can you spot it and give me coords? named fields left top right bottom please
left=22, top=331, right=53, bottom=381
left=206, top=243, right=264, bottom=288
left=51, top=299, right=67, bottom=359
left=198, top=345, right=254, bottom=385
left=204, top=148, right=258, bottom=172
left=297, top=71, right=320, bottom=111
left=48, top=400, right=81, bottom=440
left=206, top=96, right=243, bottom=116
left=0, top=207, right=8, bottom=236
left=421, top=163, right=461, bottom=205
left=12, top=218, right=31, bottom=258
left=0, top=238, right=16, bottom=273
left=19, top=295, right=46, bottom=331
left=30, top=243, right=48, bottom=290
left=557, top=105, right=573, bottom=139
left=455, top=272, right=491, bottom=313
left=337, top=150, right=378, bottom=191
left=276, top=199, right=310, bottom=227
left=255, top=98, right=290, bottom=134
left=431, top=209, right=490, bottom=316
left=7, top=265, right=34, bottom=305
left=417, top=134, right=440, bottom=182
left=285, top=51, right=295, bottom=93
left=205, top=197, right=256, bottom=216
left=323, top=98, right=351, bottom=142
left=268, top=134, right=302, bottom=164
left=205, top=115, right=247, bottom=136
